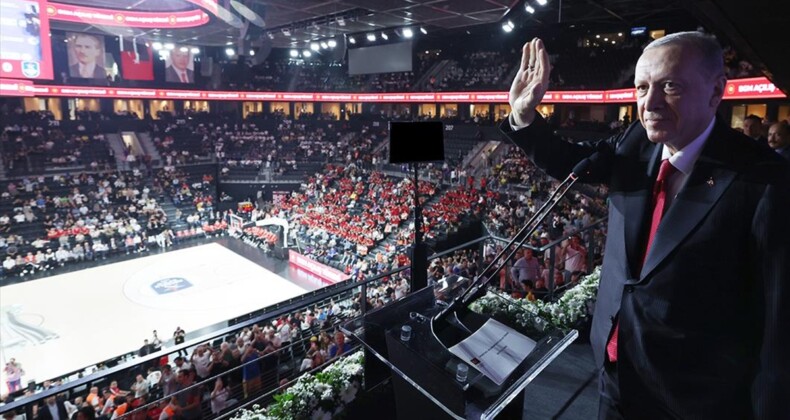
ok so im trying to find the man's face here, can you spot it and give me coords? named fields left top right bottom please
left=635, top=45, right=725, bottom=152
left=170, top=50, right=190, bottom=71
left=743, top=118, right=762, bottom=139
left=768, top=124, right=790, bottom=149
left=73, top=36, right=101, bottom=65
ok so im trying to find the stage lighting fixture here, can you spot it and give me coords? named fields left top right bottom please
left=225, top=48, right=235, bottom=57
left=310, top=42, right=320, bottom=51
left=537, top=0, right=548, bottom=5
left=164, top=43, right=175, bottom=50
left=327, top=39, right=337, bottom=48
left=290, top=49, right=299, bottom=57
left=249, top=49, right=255, bottom=56
left=420, top=27, right=428, bottom=35
left=303, top=50, right=312, bottom=57
left=320, top=41, right=328, bottom=49
left=348, top=36, right=356, bottom=44
left=152, top=42, right=163, bottom=50
left=525, top=5, right=535, bottom=14
left=190, top=47, right=200, bottom=54
left=367, top=33, right=376, bottom=41
left=502, top=20, right=515, bottom=33
left=268, top=32, right=275, bottom=40
left=403, top=28, right=414, bottom=38
left=381, top=32, right=389, bottom=40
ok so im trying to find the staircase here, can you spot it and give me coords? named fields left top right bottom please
left=136, top=132, right=162, bottom=165
left=105, top=133, right=129, bottom=170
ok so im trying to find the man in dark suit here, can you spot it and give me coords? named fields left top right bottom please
left=501, top=33, right=789, bottom=419
left=36, top=396, right=68, bottom=420
left=165, top=48, right=194, bottom=83
left=767, top=122, right=790, bottom=161
left=68, top=33, right=105, bottom=79
left=742, top=114, right=768, bottom=145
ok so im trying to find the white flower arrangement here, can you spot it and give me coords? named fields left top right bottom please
left=469, top=266, right=601, bottom=333
left=232, top=351, right=365, bottom=420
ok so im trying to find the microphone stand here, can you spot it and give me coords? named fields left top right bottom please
left=431, top=152, right=607, bottom=333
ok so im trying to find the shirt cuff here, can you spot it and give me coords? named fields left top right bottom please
left=509, top=113, right=532, bottom=131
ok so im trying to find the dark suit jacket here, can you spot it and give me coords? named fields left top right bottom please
left=777, top=146, right=790, bottom=161
left=35, top=399, right=68, bottom=420
left=68, top=63, right=105, bottom=79
left=501, top=115, right=790, bottom=419
left=165, top=66, right=194, bottom=83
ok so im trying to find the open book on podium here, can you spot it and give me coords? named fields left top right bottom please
left=342, top=276, right=578, bottom=420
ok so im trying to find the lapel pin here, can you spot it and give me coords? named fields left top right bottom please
left=707, top=177, right=714, bottom=187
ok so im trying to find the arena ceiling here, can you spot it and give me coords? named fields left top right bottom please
left=51, top=0, right=688, bottom=48
left=50, top=0, right=788, bottom=93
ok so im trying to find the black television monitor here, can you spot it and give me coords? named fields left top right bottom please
left=388, top=121, right=445, bottom=164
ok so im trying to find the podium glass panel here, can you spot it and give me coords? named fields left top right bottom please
left=342, top=281, right=578, bottom=420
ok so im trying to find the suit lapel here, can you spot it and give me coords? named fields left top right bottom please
left=620, top=143, right=662, bottom=279
left=639, top=124, right=737, bottom=280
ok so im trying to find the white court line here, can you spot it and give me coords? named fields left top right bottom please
left=0, top=243, right=307, bottom=393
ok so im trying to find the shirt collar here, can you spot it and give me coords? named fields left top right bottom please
left=661, top=117, right=716, bottom=175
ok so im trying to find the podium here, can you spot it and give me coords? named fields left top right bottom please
left=342, top=279, right=578, bottom=420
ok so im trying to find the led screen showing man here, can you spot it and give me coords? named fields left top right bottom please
left=67, top=32, right=106, bottom=79
left=164, top=47, right=194, bottom=83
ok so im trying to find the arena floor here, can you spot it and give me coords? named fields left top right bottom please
left=0, top=242, right=309, bottom=393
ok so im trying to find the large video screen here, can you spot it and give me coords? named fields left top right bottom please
left=66, top=32, right=108, bottom=79
left=348, top=41, right=413, bottom=75
left=163, top=46, right=195, bottom=83
left=0, top=0, right=54, bottom=80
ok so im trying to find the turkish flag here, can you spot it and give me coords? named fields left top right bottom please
left=121, top=41, right=153, bottom=81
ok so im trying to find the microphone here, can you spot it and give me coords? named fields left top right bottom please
left=571, top=145, right=613, bottom=180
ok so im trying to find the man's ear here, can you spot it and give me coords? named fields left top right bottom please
left=710, top=74, right=727, bottom=108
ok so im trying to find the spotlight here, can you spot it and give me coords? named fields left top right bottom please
left=367, top=33, right=376, bottom=41
left=267, top=33, right=275, bottom=40
left=225, top=48, right=235, bottom=57
left=320, top=41, right=328, bottom=49
left=190, top=47, right=200, bottom=54
left=290, top=49, right=298, bottom=57
left=381, top=32, right=389, bottom=40
left=420, top=27, right=427, bottom=35
left=303, top=50, right=312, bottom=57
left=164, top=43, right=175, bottom=50
left=525, top=5, right=535, bottom=14
left=152, top=42, right=163, bottom=50
left=179, top=46, right=188, bottom=52
left=310, top=42, right=320, bottom=51
left=328, top=39, right=337, bottom=48
left=502, top=20, right=515, bottom=33
left=403, top=28, right=413, bottom=38
left=249, top=49, right=255, bottom=56
left=536, top=0, right=548, bottom=5
left=348, top=36, right=356, bottom=44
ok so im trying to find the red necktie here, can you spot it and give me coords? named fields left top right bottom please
left=180, top=72, right=188, bottom=83
left=606, top=158, right=676, bottom=362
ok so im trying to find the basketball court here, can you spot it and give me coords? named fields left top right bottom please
left=0, top=242, right=310, bottom=393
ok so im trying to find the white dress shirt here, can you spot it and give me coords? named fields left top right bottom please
left=661, top=117, right=716, bottom=208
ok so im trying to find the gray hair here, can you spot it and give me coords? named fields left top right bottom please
left=644, top=31, right=724, bottom=77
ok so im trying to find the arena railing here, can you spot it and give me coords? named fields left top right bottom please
left=0, top=220, right=605, bottom=417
